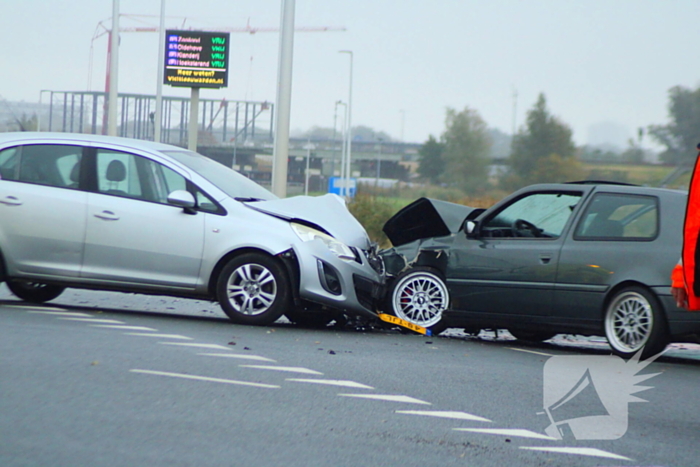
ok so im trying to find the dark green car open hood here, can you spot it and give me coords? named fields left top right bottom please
left=382, top=198, right=481, bottom=247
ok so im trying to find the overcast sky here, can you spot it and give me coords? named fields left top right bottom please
left=2, top=0, right=699, bottom=149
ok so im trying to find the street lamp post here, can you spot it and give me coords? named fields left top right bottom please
left=303, top=139, right=315, bottom=196
left=332, top=100, right=345, bottom=179
left=339, top=50, right=353, bottom=198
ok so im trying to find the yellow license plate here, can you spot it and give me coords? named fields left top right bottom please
left=377, top=313, right=432, bottom=336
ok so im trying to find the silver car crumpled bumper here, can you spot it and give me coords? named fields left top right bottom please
left=285, top=239, right=384, bottom=319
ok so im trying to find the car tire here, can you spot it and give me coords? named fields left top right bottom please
left=216, top=253, right=290, bottom=326
left=388, top=267, right=449, bottom=335
left=604, top=286, right=668, bottom=358
left=6, top=280, right=65, bottom=303
left=508, top=329, right=556, bottom=342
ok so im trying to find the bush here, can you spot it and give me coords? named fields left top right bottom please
left=347, top=194, right=396, bottom=248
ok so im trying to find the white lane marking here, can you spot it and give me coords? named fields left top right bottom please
left=7, top=305, right=69, bottom=312
left=158, top=342, right=232, bottom=350
left=339, top=394, right=431, bottom=405
left=239, top=365, right=323, bottom=375
left=89, top=325, right=158, bottom=331
left=508, top=347, right=555, bottom=357
left=454, top=428, right=556, bottom=440
left=520, top=447, right=632, bottom=461
left=26, top=310, right=93, bottom=317
left=125, top=333, right=193, bottom=340
left=129, top=369, right=280, bottom=389
left=199, top=353, right=276, bottom=362
left=396, top=410, right=491, bottom=422
left=286, top=379, right=374, bottom=389
left=58, top=317, right=125, bottom=324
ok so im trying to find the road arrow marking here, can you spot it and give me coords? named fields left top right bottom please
left=199, top=353, right=276, bottom=362
left=159, top=342, right=231, bottom=350
left=59, top=317, right=125, bottom=324
left=454, top=428, right=556, bottom=440
left=396, top=410, right=491, bottom=422
left=125, top=333, right=192, bottom=340
left=89, top=325, right=158, bottom=331
left=519, top=447, right=632, bottom=461
left=339, top=394, right=431, bottom=405
left=286, top=379, right=374, bottom=389
left=130, top=369, right=279, bottom=388
left=239, top=365, right=323, bottom=375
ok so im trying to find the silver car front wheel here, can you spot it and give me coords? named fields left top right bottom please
left=389, top=267, right=449, bottom=333
left=217, top=253, right=290, bottom=325
left=603, top=286, right=667, bottom=358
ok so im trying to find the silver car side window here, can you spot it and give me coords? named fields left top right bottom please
left=0, top=147, right=19, bottom=180
left=6, top=145, right=82, bottom=189
left=96, top=149, right=189, bottom=206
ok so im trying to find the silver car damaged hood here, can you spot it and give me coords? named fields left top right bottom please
left=246, top=194, right=371, bottom=249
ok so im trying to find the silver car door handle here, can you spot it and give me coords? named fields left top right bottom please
left=0, top=196, right=22, bottom=206
left=94, top=210, right=120, bottom=221
left=539, top=254, right=552, bottom=264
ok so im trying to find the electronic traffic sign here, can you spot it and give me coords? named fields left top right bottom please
left=164, top=30, right=230, bottom=88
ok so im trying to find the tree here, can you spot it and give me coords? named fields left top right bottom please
left=648, top=85, right=700, bottom=165
left=440, top=107, right=492, bottom=194
left=506, top=93, right=579, bottom=188
left=8, top=112, right=38, bottom=132
left=417, top=135, right=445, bottom=185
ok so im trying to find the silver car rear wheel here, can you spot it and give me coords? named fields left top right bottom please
left=6, top=280, right=65, bottom=303
left=604, top=286, right=667, bottom=358
left=217, top=253, right=290, bottom=325
left=389, top=267, right=449, bottom=333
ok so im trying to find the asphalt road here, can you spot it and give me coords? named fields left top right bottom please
left=1, top=285, right=699, bottom=467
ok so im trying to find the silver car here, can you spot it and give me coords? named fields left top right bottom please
left=0, top=133, right=383, bottom=325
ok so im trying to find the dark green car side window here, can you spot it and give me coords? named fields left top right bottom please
left=574, top=193, right=658, bottom=241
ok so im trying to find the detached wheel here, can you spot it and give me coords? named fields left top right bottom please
left=7, top=280, right=64, bottom=303
left=508, top=329, right=556, bottom=342
left=604, top=286, right=668, bottom=358
left=217, top=253, right=290, bottom=326
left=388, top=267, right=449, bottom=334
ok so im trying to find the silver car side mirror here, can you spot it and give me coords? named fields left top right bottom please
left=167, top=190, right=196, bottom=211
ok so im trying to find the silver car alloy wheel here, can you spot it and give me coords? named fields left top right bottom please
left=226, top=263, right=278, bottom=316
left=604, top=290, right=653, bottom=353
left=391, top=270, right=449, bottom=328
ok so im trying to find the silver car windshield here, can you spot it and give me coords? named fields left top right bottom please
left=162, top=150, right=277, bottom=201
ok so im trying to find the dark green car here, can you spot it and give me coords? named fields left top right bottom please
left=380, top=182, right=700, bottom=358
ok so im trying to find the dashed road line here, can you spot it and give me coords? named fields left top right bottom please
left=199, top=353, right=276, bottom=362
left=508, top=347, right=555, bottom=357
left=339, top=394, right=431, bottom=405
left=519, top=446, right=632, bottom=461
left=58, top=317, right=126, bottom=324
left=286, top=379, right=374, bottom=389
left=158, top=342, right=232, bottom=350
left=26, top=310, right=93, bottom=317
left=89, top=325, right=158, bottom=331
left=454, top=428, right=556, bottom=440
left=129, top=369, right=280, bottom=388
left=396, top=410, right=491, bottom=422
left=239, top=365, right=323, bottom=375
left=124, top=333, right=193, bottom=340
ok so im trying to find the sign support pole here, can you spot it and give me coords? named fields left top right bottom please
left=188, top=87, right=199, bottom=151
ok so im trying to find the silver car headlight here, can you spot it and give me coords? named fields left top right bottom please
left=291, top=222, right=355, bottom=261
